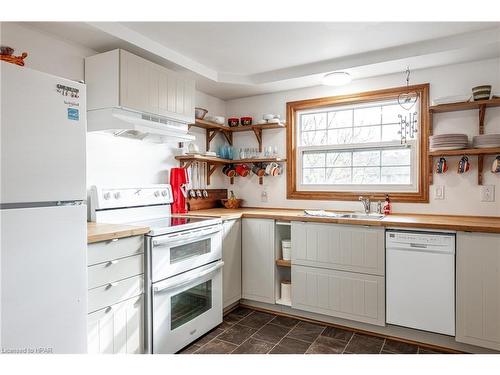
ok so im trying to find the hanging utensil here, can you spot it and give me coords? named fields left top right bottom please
left=202, top=162, right=209, bottom=198
left=188, top=164, right=196, bottom=198
left=196, top=162, right=202, bottom=198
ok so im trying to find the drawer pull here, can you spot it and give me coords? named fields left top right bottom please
left=105, top=306, right=114, bottom=313
left=106, top=260, right=119, bottom=267
left=106, top=282, right=119, bottom=289
left=109, top=238, right=119, bottom=243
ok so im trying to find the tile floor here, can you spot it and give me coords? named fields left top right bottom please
left=178, top=306, right=456, bottom=354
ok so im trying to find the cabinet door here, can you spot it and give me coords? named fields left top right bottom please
left=242, top=218, right=275, bottom=304
left=222, top=219, right=242, bottom=308
left=292, top=222, right=384, bottom=276
left=456, top=232, right=500, bottom=350
left=292, top=265, right=385, bottom=326
left=88, top=295, right=144, bottom=354
left=119, top=50, right=150, bottom=113
left=182, top=78, right=195, bottom=119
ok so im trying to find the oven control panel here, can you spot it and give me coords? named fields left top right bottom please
left=90, top=185, right=173, bottom=210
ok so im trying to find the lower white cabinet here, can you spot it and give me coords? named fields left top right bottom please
left=222, top=219, right=242, bottom=308
left=87, top=295, right=144, bottom=354
left=242, top=218, right=275, bottom=304
left=456, top=232, right=500, bottom=350
left=292, top=264, right=385, bottom=326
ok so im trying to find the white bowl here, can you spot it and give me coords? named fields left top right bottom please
left=213, top=116, right=225, bottom=125
left=263, top=114, right=275, bottom=120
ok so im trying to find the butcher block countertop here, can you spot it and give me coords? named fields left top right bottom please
left=186, top=208, right=500, bottom=233
left=87, top=222, right=150, bottom=244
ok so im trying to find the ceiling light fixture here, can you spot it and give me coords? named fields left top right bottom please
left=322, top=71, right=352, bottom=86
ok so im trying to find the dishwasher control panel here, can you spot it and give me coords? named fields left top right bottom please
left=386, top=230, right=455, bottom=248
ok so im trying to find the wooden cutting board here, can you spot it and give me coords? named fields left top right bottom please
left=187, top=189, right=227, bottom=211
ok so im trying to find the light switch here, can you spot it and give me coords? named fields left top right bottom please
left=434, top=185, right=445, bottom=200
left=481, top=185, right=495, bottom=202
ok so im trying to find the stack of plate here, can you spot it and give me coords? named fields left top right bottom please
left=472, top=134, right=500, bottom=148
left=429, top=134, right=469, bottom=151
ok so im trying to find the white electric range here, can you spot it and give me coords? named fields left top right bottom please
left=89, top=185, right=223, bottom=354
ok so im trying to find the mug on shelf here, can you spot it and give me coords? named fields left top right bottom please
left=222, top=164, right=236, bottom=177
left=251, top=164, right=266, bottom=177
left=457, top=156, right=471, bottom=174
left=492, top=155, right=500, bottom=173
left=436, top=157, right=448, bottom=174
left=235, top=164, right=250, bottom=177
left=265, top=162, right=281, bottom=176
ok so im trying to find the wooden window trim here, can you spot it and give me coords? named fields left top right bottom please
left=286, top=84, right=430, bottom=203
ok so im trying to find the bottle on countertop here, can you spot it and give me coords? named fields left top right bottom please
left=383, top=194, right=392, bottom=215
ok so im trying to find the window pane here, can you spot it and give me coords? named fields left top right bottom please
left=381, top=149, right=411, bottom=166
left=382, top=104, right=405, bottom=124
left=301, top=113, right=327, bottom=131
left=353, top=150, right=380, bottom=166
left=354, top=106, right=381, bottom=126
left=301, top=130, right=328, bottom=146
left=352, top=167, right=380, bottom=184
left=326, top=168, right=351, bottom=184
left=352, top=125, right=381, bottom=143
left=381, top=166, right=411, bottom=184
left=327, top=128, right=353, bottom=145
left=303, top=168, right=325, bottom=184
left=326, top=152, right=351, bottom=167
left=328, top=110, right=352, bottom=129
left=381, top=124, right=401, bottom=141
left=303, top=153, right=326, bottom=168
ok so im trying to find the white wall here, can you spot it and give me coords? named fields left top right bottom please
left=1, top=22, right=227, bottom=190
left=226, top=59, right=500, bottom=216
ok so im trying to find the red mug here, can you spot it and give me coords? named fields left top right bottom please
left=235, top=164, right=250, bottom=177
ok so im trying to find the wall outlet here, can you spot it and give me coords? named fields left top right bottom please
left=261, top=188, right=268, bottom=203
left=434, top=185, right=445, bottom=200
left=481, top=185, right=495, bottom=202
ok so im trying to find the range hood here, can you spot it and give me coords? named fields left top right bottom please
left=87, top=107, right=195, bottom=143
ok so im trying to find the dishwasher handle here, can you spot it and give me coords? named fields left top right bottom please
left=387, top=245, right=455, bottom=255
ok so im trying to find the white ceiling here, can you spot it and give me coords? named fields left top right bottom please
left=26, top=22, right=500, bottom=100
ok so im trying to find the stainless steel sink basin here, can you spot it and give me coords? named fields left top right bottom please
left=338, top=213, right=385, bottom=220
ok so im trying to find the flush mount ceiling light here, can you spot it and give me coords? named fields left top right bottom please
left=322, top=71, right=352, bottom=86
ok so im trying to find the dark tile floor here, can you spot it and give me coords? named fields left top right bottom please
left=178, top=307, right=456, bottom=354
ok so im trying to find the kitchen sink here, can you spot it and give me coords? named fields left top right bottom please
left=304, top=210, right=385, bottom=220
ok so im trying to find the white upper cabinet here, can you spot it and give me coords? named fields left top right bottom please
left=291, top=222, right=385, bottom=276
left=456, top=232, right=500, bottom=351
left=242, top=218, right=275, bottom=304
left=85, top=49, right=195, bottom=123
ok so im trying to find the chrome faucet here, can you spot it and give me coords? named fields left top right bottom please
left=359, top=196, right=371, bottom=214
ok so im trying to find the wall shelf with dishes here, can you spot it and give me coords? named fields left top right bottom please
left=428, top=96, right=500, bottom=185
left=175, top=154, right=287, bottom=185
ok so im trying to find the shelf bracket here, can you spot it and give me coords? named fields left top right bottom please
left=221, top=130, right=233, bottom=145
left=479, top=105, right=486, bottom=135
left=230, top=177, right=234, bottom=185
left=206, top=129, right=218, bottom=151
left=206, top=163, right=217, bottom=186
left=252, top=127, right=263, bottom=152
left=259, top=176, right=263, bottom=185
left=180, top=160, right=194, bottom=169
left=478, top=155, right=484, bottom=185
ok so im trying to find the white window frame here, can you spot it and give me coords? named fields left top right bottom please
left=295, top=101, right=420, bottom=194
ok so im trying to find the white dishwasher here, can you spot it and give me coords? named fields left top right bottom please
left=386, top=230, right=455, bottom=336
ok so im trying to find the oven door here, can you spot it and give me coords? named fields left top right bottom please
left=151, top=224, right=222, bottom=282
left=152, top=260, right=223, bottom=354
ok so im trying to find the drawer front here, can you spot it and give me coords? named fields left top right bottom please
left=87, top=295, right=144, bottom=354
left=88, top=235, right=144, bottom=266
left=88, top=275, right=143, bottom=313
left=292, top=264, right=385, bottom=326
left=292, top=222, right=385, bottom=276
left=88, top=254, right=144, bottom=290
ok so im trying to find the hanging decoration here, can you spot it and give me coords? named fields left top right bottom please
left=397, top=66, right=418, bottom=144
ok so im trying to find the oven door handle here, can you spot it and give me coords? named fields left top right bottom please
left=153, top=261, right=224, bottom=293
left=152, top=226, right=221, bottom=248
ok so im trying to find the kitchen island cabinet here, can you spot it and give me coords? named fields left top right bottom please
left=222, top=219, right=242, bottom=308
left=456, top=232, right=500, bottom=350
left=241, top=218, right=275, bottom=304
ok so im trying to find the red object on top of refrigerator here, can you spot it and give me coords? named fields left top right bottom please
left=170, top=167, right=189, bottom=214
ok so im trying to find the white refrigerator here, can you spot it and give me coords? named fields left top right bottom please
left=1, top=62, right=87, bottom=353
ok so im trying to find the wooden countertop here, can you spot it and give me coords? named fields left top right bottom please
left=186, top=208, right=500, bottom=233
left=87, top=222, right=150, bottom=244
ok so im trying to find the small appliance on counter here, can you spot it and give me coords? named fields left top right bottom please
left=170, top=168, right=189, bottom=214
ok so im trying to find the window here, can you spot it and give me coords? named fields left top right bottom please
left=286, top=85, right=429, bottom=202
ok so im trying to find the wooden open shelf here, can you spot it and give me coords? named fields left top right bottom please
left=428, top=98, right=500, bottom=185
left=275, top=259, right=291, bottom=267
left=189, top=119, right=286, bottom=152
left=428, top=147, right=500, bottom=157
left=429, top=98, right=500, bottom=113
left=176, top=154, right=287, bottom=186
